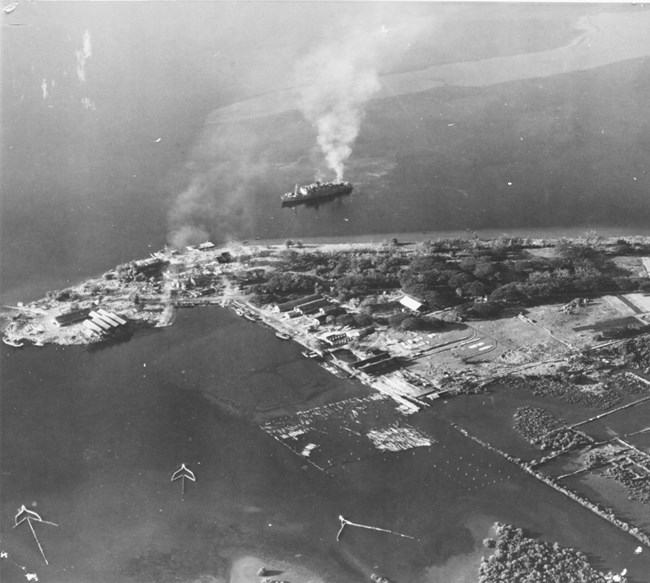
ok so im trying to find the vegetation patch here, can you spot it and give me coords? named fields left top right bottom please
left=513, top=406, right=560, bottom=444
left=538, top=427, right=594, bottom=452
left=479, top=522, right=626, bottom=583
left=606, top=460, right=650, bottom=505
left=513, top=407, right=592, bottom=451
left=502, top=375, right=622, bottom=410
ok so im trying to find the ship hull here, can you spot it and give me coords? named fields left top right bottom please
left=281, top=184, right=353, bottom=207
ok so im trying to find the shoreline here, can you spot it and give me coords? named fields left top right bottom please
left=245, top=224, right=650, bottom=249
left=4, top=232, right=650, bottom=581
left=3, top=230, right=650, bottom=352
left=2, top=225, right=648, bottom=310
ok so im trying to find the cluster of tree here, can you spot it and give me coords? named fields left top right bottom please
left=608, top=334, right=650, bottom=370
left=269, top=249, right=409, bottom=301
left=454, top=300, right=503, bottom=320
left=479, top=523, right=623, bottom=583
left=358, top=298, right=401, bottom=315
left=607, top=460, right=650, bottom=504
left=250, top=238, right=649, bottom=317
left=512, top=406, right=560, bottom=444
left=501, top=375, right=622, bottom=410
left=585, top=450, right=610, bottom=469
left=248, top=271, right=324, bottom=305
left=387, top=312, right=446, bottom=332
left=328, top=311, right=374, bottom=328
left=46, top=288, right=81, bottom=302
left=537, top=427, right=593, bottom=452
left=596, top=324, right=649, bottom=341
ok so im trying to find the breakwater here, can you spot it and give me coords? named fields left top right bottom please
left=449, top=422, right=650, bottom=549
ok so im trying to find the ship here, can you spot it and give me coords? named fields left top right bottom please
left=281, top=180, right=353, bottom=207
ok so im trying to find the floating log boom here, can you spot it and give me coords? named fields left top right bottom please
left=337, top=515, right=417, bottom=542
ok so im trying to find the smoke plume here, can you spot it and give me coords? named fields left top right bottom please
left=296, top=36, right=380, bottom=182
left=295, top=11, right=433, bottom=182
left=167, top=6, right=435, bottom=248
left=76, top=30, right=92, bottom=83
left=167, top=123, right=269, bottom=249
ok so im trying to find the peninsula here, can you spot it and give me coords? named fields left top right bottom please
left=4, top=233, right=650, bottom=569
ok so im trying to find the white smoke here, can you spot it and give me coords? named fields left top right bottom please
left=297, top=37, right=381, bottom=182
left=295, top=12, right=433, bottom=182
left=76, top=30, right=92, bottom=83
left=81, top=97, right=96, bottom=111
left=167, top=6, right=435, bottom=247
left=167, top=123, right=269, bottom=249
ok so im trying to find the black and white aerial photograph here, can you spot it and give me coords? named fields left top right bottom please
left=2, top=1, right=650, bottom=582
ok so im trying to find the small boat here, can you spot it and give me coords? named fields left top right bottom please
left=320, top=362, right=347, bottom=378
left=302, top=350, right=319, bottom=358
left=2, top=2, right=19, bottom=15
left=244, top=313, right=257, bottom=322
left=275, top=332, right=291, bottom=340
left=233, top=308, right=244, bottom=316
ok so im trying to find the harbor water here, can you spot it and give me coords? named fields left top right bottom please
left=2, top=308, right=650, bottom=582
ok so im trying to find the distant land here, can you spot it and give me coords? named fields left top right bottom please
left=207, top=9, right=650, bottom=125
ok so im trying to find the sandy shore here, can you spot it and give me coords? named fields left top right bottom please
left=240, top=225, right=650, bottom=250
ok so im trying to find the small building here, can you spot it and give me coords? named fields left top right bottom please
left=89, top=315, right=112, bottom=331
left=83, top=320, right=104, bottom=335
left=133, top=257, right=169, bottom=277
left=353, top=352, right=400, bottom=376
left=399, top=294, right=426, bottom=313
left=319, top=304, right=345, bottom=318
left=94, top=310, right=121, bottom=327
left=296, top=298, right=331, bottom=315
left=198, top=241, right=215, bottom=251
left=235, top=268, right=266, bottom=285
left=347, top=326, right=374, bottom=339
left=90, top=310, right=123, bottom=329
left=351, top=351, right=391, bottom=369
left=55, top=308, right=91, bottom=327
left=320, top=331, right=349, bottom=347
left=217, top=251, right=233, bottom=264
left=97, top=308, right=127, bottom=326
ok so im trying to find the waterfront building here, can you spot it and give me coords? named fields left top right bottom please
left=320, top=331, right=349, bottom=347
left=273, top=294, right=322, bottom=313
left=133, top=257, right=169, bottom=277
left=83, top=320, right=104, bottom=335
left=399, top=294, right=426, bottom=313
left=296, top=298, right=331, bottom=315
left=54, top=308, right=91, bottom=327
left=216, top=251, right=233, bottom=263
left=97, top=308, right=127, bottom=326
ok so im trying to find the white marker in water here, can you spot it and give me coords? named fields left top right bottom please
left=171, top=463, right=196, bottom=499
